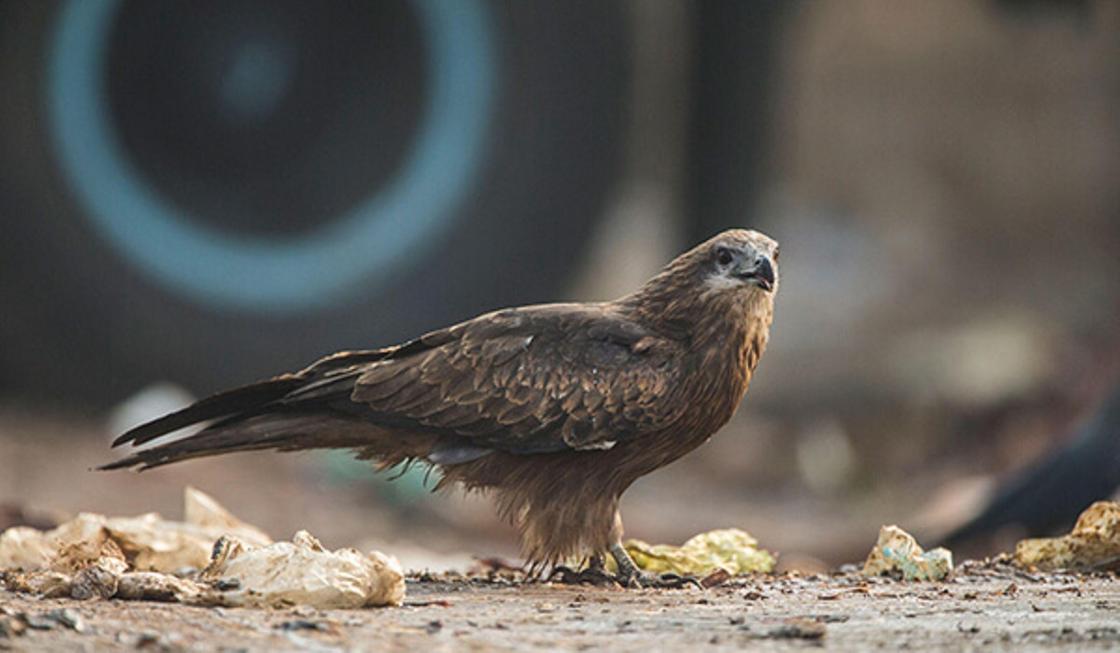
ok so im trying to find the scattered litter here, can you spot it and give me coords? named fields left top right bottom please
left=1015, top=501, right=1120, bottom=572
left=0, top=570, right=71, bottom=598
left=862, top=525, right=953, bottom=581
left=114, top=571, right=214, bottom=604
left=699, top=568, right=733, bottom=588
left=617, top=528, right=776, bottom=576
left=70, top=556, right=128, bottom=600
left=201, top=531, right=405, bottom=608
left=0, top=527, right=54, bottom=572
left=0, top=488, right=405, bottom=609
left=0, top=486, right=269, bottom=573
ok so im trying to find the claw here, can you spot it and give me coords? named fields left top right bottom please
left=550, top=564, right=620, bottom=587
left=636, top=572, right=704, bottom=590
left=609, top=542, right=703, bottom=589
left=551, top=545, right=704, bottom=589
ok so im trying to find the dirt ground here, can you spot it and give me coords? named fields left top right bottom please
left=4, top=412, right=1119, bottom=650
left=3, top=563, right=1120, bottom=652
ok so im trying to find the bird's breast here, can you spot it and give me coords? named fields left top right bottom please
left=681, top=319, right=768, bottom=433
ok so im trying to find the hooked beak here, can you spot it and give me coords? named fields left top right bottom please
left=733, top=256, right=775, bottom=292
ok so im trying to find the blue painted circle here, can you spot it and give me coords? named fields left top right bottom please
left=47, top=0, right=495, bottom=313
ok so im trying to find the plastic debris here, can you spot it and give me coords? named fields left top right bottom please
left=0, top=488, right=405, bottom=608
left=1015, top=501, right=1120, bottom=572
left=0, top=527, right=54, bottom=571
left=114, top=571, right=215, bottom=604
left=201, top=530, right=405, bottom=608
left=1, top=570, right=72, bottom=598
left=862, top=525, right=952, bottom=581
left=0, top=487, right=270, bottom=573
left=617, top=528, right=775, bottom=576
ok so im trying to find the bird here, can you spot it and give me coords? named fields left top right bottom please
left=103, top=229, right=780, bottom=586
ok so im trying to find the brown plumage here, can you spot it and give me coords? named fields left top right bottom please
left=104, top=229, right=780, bottom=582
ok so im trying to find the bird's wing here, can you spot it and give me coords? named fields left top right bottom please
left=104, top=304, right=686, bottom=470
left=346, top=305, right=687, bottom=454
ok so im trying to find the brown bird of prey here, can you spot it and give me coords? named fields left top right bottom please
left=104, top=229, right=779, bottom=586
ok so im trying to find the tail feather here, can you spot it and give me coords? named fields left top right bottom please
left=103, top=348, right=440, bottom=472
left=100, top=412, right=377, bottom=471
left=112, top=375, right=305, bottom=448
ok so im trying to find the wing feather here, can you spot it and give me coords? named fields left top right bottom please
left=350, top=305, right=685, bottom=454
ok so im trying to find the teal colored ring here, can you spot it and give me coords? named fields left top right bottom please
left=47, top=0, right=495, bottom=313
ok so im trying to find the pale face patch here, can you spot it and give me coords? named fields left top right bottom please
left=704, top=274, right=744, bottom=292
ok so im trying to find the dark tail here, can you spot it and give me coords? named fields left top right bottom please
left=110, top=376, right=305, bottom=448
left=102, top=369, right=372, bottom=471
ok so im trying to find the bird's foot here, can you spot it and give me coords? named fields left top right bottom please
left=550, top=564, right=699, bottom=589
left=550, top=565, right=619, bottom=587
left=550, top=554, right=618, bottom=587
left=609, top=542, right=702, bottom=590
left=617, top=570, right=703, bottom=590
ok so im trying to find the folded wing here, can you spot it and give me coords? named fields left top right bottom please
left=103, top=304, right=685, bottom=470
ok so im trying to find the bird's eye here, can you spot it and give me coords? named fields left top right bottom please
left=716, top=247, right=734, bottom=266
left=772, top=246, right=780, bottom=262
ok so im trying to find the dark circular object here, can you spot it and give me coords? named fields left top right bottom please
left=0, top=0, right=628, bottom=407
left=105, top=0, right=426, bottom=239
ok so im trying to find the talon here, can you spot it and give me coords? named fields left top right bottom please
left=608, top=542, right=701, bottom=589
left=550, top=560, right=619, bottom=587
left=618, top=571, right=703, bottom=589
left=549, top=565, right=582, bottom=584
left=652, top=572, right=704, bottom=589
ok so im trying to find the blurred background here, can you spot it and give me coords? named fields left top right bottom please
left=2, top=0, right=1118, bottom=570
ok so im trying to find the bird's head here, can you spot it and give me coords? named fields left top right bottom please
left=623, top=229, right=779, bottom=334
left=696, top=229, right=780, bottom=296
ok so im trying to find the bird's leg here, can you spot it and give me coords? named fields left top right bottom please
left=609, top=510, right=697, bottom=588
left=609, top=541, right=644, bottom=587
left=609, top=541, right=703, bottom=590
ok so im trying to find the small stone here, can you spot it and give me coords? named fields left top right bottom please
left=0, top=616, right=27, bottom=638
left=764, top=618, right=826, bottom=640
left=71, top=563, right=122, bottom=600
left=47, top=608, right=87, bottom=633
left=22, top=613, right=56, bottom=631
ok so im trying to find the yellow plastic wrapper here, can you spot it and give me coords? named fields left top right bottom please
left=862, top=525, right=953, bottom=581
left=1015, top=501, right=1120, bottom=572
left=613, top=528, right=775, bottom=576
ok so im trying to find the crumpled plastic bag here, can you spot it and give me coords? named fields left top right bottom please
left=615, top=528, right=775, bottom=576
left=202, top=530, right=405, bottom=608
left=1015, top=501, right=1120, bottom=572
left=0, top=487, right=270, bottom=573
left=1, top=488, right=405, bottom=608
left=862, top=525, right=953, bottom=581
left=0, top=527, right=53, bottom=571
